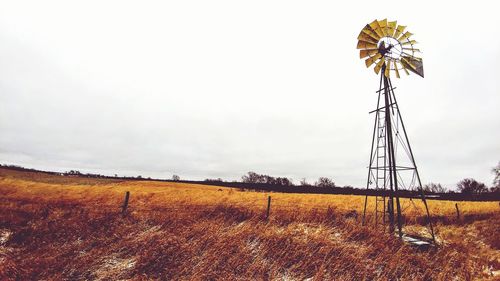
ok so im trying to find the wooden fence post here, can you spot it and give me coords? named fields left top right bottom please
left=455, top=203, right=460, bottom=220
left=266, top=196, right=271, bottom=221
left=122, top=191, right=130, bottom=215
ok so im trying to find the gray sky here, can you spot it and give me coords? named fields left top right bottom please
left=1, top=1, right=499, bottom=189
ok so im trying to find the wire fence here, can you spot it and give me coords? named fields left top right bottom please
left=1, top=192, right=498, bottom=225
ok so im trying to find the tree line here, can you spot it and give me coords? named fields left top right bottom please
left=230, top=162, right=500, bottom=195
left=2, top=162, right=500, bottom=196
left=238, top=171, right=342, bottom=189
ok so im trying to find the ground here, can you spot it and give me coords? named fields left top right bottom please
left=0, top=168, right=499, bottom=280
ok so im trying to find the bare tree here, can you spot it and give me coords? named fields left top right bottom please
left=457, top=178, right=487, bottom=195
left=241, top=172, right=263, bottom=184
left=300, top=178, right=311, bottom=186
left=205, top=178, right=223, bottom=182
left=423, top=183, right=447, bottom=193
left=241, top=172, right=292, bottom=186
left=66, top=170, right=82, bottom=175
left=275, top=177, right=293, bottom=186
left=492, top=162, right=500, bottom=188
left=172, top=175, right=180, bottom=181
left=315, top=177, right=336, bottom=188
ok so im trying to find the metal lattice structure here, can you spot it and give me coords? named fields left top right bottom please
left=357, top=19, right=435, bottom=242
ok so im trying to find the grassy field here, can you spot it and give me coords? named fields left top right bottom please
left=0, top=168, right=499, bottom=280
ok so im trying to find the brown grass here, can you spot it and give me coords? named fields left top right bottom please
left=0, top=168, right=499, bottom=280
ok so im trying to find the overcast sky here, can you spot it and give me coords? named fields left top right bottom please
left=0, top=1, right=499, bottom=189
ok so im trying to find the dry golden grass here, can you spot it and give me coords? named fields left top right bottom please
left=0, top=168, right=499, bottom=280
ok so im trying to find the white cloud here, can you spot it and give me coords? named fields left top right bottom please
left=0, top=0, right=499, bottom=188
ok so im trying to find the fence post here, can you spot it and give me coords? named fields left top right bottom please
left=455, top=203, right=460, bottom=220
left=266, top=196, right=271, bottom=221
left=122, top=191, right=130, bottom=215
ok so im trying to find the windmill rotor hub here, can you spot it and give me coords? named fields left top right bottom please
left=377, top=37, right=402, bottom=60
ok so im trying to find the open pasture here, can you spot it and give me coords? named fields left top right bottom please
left=0, top=168, right=499, bottom=280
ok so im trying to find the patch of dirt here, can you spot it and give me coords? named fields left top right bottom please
left=93, top=255, right=136, bottom=281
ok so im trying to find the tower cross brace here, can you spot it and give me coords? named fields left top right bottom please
left=362, top=65, right=435, bottom=243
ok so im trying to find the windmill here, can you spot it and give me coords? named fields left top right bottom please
left=357, top=19, right=435, bottom=242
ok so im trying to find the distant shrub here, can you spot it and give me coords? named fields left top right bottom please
left=457, top=178, right=487, bottom=195
left=65, top=170, right=82, bottom=176
left=315, top=177, right=335, bottom=188
left=205, top=178, right=223, bottom=183
left=241, top=172, right=293, bottom=186
left=423, top=183, right=447, bottom=193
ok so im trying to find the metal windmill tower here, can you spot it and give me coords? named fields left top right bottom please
left=357, top=19, right=435, bottom=242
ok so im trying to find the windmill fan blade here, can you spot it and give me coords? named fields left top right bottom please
left=401, top=63, right=410, bottom=75
left=378, top=19, right=388, bottom=36
left=402, top=40, right=417, bottom=45
left=401, top=56, right=424, bottom=77
left=357, top=41, right=377, bottom=49
left=384, top=63, right=390, bottom=78
left=394, top=25, right=406, bottom=38
left=394, top=61, right=401, bottom=78
left=361, top=24, right=381, bottom=40
left=360, top=49, right=379, bottom=59
left=358, top=32, right=378, bottom=44
left=403, top=47, right=421, bottom=52
left=387, top=21, right=397, bottom=37
left=374, top=58, right=385, bottom=74
left=358, top=38, right=378, bottom=45
left=365, top=53, right=382, bottom=67
left=369, top=20, right=384, bottom=38
left=398, top=31, right=413, bottom=42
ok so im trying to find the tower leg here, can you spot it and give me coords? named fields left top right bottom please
left=383, top=74, right=403, bottom=238
left=386, top=79, right=436, bottom=243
